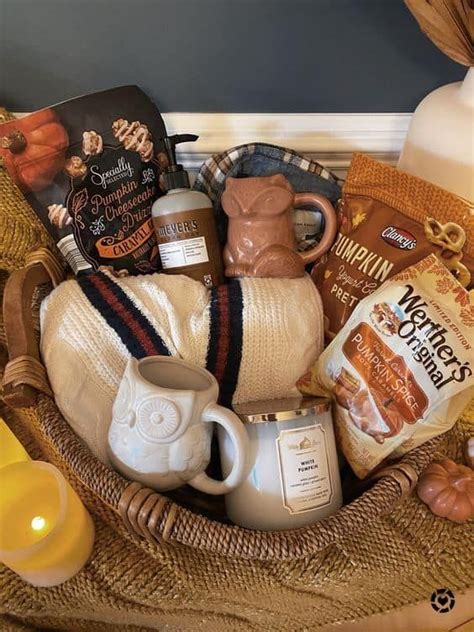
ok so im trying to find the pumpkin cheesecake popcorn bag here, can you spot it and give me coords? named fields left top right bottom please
left=300, top=255, right=474, bottom=479
left=0, top=86, right=167, bottom=275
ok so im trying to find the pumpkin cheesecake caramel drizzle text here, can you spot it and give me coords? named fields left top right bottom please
left=89, top=181, right=155, bottom=221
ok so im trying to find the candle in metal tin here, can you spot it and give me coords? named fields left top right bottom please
left=219, top=397, right=342, bottom=530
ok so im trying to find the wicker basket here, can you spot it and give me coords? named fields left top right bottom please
left=0, top=144, right=472, bottom=630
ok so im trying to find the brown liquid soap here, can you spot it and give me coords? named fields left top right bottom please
left=152, top=134, right=224, bottom=288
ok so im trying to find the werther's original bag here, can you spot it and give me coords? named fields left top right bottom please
left=300, top=255, right=474, bottom=478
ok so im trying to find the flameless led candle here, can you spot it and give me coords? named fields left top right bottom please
left=0, top=418, right=30, bottom=469
left=0, top=460, right=94, bottom=586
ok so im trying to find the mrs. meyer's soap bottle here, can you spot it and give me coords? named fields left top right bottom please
left=152, top=134, right=224, bottom=287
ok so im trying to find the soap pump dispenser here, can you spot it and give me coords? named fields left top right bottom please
left=152, top=134, right=224, bottom=287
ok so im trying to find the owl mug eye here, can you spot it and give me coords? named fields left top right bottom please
left=136, top=397, right=181, bottom=443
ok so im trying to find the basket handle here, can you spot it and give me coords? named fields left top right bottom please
left=368, top=462, right=419, bottom=495
left=2, top=248, right=65, bottom=408
left=117, top=458, right=426, bottom=557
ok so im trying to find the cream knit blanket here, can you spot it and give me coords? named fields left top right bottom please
left=40, top=272, right=323, bottom=464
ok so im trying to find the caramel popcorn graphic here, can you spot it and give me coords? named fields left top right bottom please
left=64, top=155, right=87, bottom=178
left=112, top=118, right=153, bottom=162
left=48, top=203, right=73, bottom=229
left=82, top=130, right=103, bottom=156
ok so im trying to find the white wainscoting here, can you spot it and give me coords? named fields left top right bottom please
left=16, top=111, right=412, bottom=179
left=163, top=112, right=412, bottom=179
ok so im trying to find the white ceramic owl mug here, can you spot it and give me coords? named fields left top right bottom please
left=108, top=356, right=249, bottom=494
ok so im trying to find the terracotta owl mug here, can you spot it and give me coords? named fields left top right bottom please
left=222, top=174, right=337, bottom=278
left=108, top=356, right=249, bottom=493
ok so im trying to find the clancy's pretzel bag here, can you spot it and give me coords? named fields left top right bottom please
left=0, top=86, right=167, bottom=275
left=313, top=153, right=474, bottom=338
left=299, top=255, right=474, bottom=478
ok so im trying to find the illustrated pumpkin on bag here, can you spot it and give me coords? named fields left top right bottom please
left=0, top=108, right=68, bottom=192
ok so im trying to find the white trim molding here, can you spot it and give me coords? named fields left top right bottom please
left=163, top=112, right=412, bottom=177
left=15, top=111, right=412, bottom=178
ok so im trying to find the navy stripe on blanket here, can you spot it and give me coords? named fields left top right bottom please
left=78, top=272, right=170, bottom=358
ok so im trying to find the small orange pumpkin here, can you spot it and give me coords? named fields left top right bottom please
left=417, top=458, right=474, bottom=522
left=0, top=108, right=68, bottom=192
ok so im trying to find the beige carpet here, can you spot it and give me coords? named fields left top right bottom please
left=321, top=588, right=474, bottom=632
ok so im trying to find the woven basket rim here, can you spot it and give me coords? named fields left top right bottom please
left=31, top=392, right=440, bottom=560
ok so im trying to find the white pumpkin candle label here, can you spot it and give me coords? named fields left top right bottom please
left=276, top=424, right=333, bottom=514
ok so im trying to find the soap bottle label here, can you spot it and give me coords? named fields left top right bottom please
left=159, top=236, right=209, bottom=268
left=153, top=207, right=224, bottom=287
left=276, top=424, right=333, bottom=514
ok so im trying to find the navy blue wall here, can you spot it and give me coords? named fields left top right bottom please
left=0, top=0, right=465, bottom=112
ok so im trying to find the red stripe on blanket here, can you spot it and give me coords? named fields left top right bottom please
left=90, top=275, right=159, bottom=356
left=214, top=286, right=230, bottom=384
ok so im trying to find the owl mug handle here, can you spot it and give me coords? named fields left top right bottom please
left=189, top=403, right=249, bottom=495
left=293, top=192, right=338, bottom=264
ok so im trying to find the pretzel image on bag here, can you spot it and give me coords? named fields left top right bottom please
left=299, top=254, right=474, bottom=478
left=312, top=153, right=474, bottom=338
